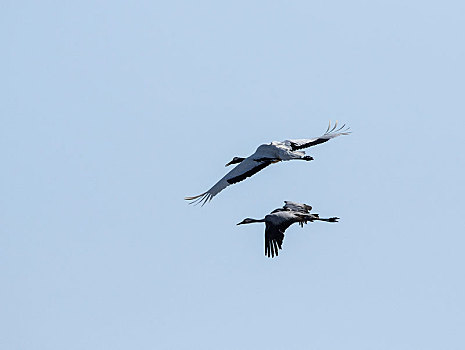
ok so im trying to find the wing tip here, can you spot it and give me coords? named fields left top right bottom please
left=265, top=239, right=282, bottom=258
left=324, top=120, right=352, bottom=136
left=184, top=192, right=213, bottom=206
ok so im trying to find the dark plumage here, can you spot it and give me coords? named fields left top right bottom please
left=237, top=201, right=339, bottom=258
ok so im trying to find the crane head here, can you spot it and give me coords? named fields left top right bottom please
left=225, top=156, right=246, bottom=167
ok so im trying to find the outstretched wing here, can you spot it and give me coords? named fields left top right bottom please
left=185, top=158, right=273, bottom=205
left=264, top=222, right=285, bottom=258
left=283, top=200, right=312, bottom=213
left=285, top=121, right=351, bottom=151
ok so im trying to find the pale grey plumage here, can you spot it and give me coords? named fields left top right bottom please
left=185, top=121, right=350, bottom=205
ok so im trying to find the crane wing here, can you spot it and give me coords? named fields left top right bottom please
left=265, top=222, right=285, bottom=258
left=285, top=121, right=351, bottom=151
left=185, top=158, right=273, bottom=205
left=283, top=201, right=312, bottom=213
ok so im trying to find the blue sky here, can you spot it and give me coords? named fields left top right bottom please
left=2, top=1, right=465, bottom=349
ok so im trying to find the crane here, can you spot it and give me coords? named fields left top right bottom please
left=237, top=201, right=339, bottom=258
left=185, top=121, right=350, bottom=205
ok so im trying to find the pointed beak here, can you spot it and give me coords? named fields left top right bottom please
left=225, top=160, right=234, bottom=167
left=236, top=221, right=245, bottom=225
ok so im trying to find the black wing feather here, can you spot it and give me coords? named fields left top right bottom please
left=227, top=160, right=272, bottom=185
left=289, top=122, right=351, bottom=150
left=265, top=222, right=285, bottom=258
left=290, top=138, right=329, bottom=150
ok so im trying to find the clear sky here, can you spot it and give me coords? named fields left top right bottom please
left=2, top=1, right=465, bottom=349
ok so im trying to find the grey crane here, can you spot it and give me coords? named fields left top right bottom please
left=185, top=121, right=350, bottom=205
left=237, top=201, right=339, bottom=258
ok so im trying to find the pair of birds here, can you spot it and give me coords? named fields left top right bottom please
left=186, top=121, right=350, bottom=258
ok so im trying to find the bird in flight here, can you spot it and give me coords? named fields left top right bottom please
left=185, top=121, right=350, bottom=205
left=237, top=201, right=339, bottom=258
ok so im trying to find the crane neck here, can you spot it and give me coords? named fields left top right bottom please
left=249, top=218, right=266, bottom=223
left=237, top=218, right=266, bottom=225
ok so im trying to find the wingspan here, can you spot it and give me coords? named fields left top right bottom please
left=185, top=158, right=273, bottom=205
left=285, top=120, right=351, bottom=151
